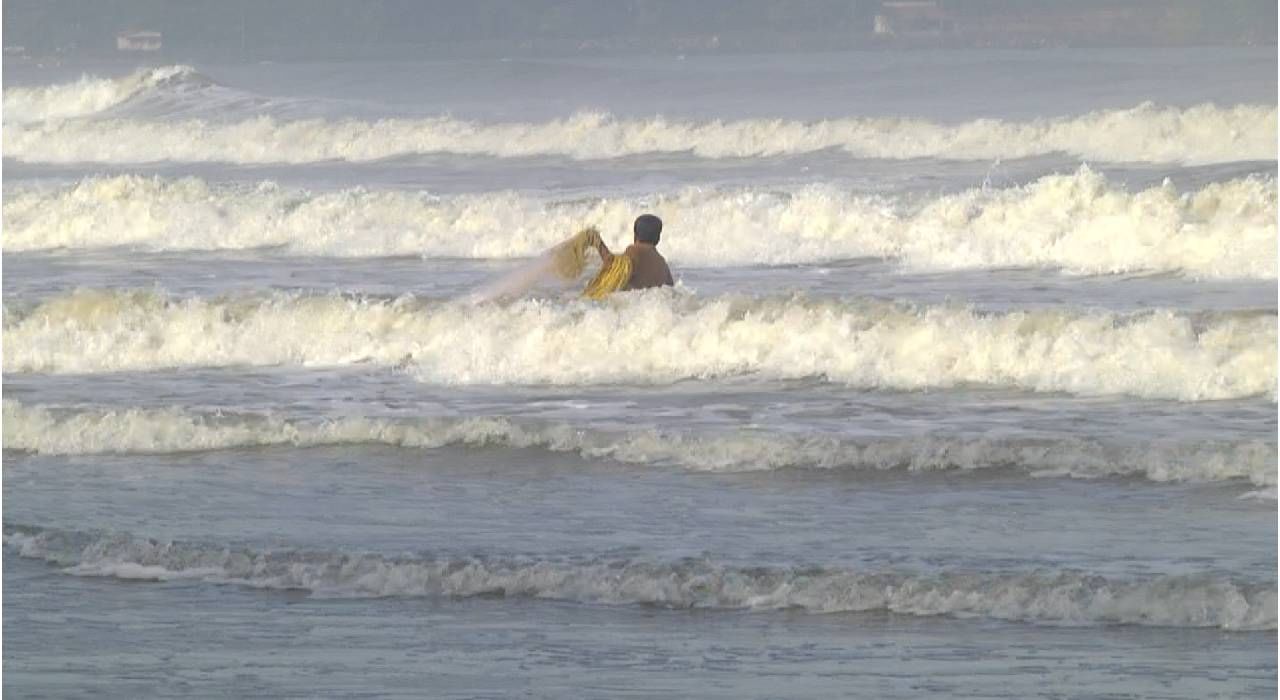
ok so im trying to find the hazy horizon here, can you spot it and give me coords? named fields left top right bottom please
left=4, top=0, right=1277, bottom=62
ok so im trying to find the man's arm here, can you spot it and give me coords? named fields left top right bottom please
left=585, top=228, right=614, bottom=265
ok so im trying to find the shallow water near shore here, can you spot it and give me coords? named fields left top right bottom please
left=4, top=47, right=1276, bottom=697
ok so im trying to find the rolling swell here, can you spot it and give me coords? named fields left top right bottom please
left=6, top=168, right=1275, bottom=278
left=5, top=400, right=1274, bottom=485
left=1, top=65, right=201, bottom=125
left=5, top=289, right=1274, bottom=401
left=5, top=102, right=1274, bottom=165
left=5, top=525, right=1273, bottom=630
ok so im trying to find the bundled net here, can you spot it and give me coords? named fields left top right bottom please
left=467, top=227, right=631, bottom=303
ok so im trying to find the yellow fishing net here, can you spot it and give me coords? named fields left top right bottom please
left=582, top=255, right=632, bottom=300
left=547, top=227, right=633, bottom=299
left=548, top=227, right=598, bottom=280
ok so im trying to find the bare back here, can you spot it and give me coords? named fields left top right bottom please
left=623, top=244, right=674, bottom=291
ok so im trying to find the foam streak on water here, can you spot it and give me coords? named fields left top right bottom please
left=4, top=526, right=1273, bottom=630
left=4, top=400, right=1273, bottom=485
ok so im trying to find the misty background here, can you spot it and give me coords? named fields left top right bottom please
left=4, top=0, right=1277, bottom=62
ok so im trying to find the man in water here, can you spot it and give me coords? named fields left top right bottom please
left=589, top=214, right=674, bottom=291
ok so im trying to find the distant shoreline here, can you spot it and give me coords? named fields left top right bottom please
left=5, top=32, right=1275, bottom=68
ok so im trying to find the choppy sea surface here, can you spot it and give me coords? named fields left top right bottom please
left=3, top=48, right=1277, bottom=698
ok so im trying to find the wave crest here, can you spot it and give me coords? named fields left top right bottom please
left=5, top=168, right=1275, bottom=278
left=2, top=65, right=200, bottom=125
left=5, top=102, right=1274, bottom=164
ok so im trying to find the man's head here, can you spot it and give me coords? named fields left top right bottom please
left=633, top=214, right=662, bottom=245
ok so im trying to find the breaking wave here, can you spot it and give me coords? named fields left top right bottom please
left=4, top=289, right=1275, bottom=400
left=5, top=526, right=1273, bottom=630
left=5, top=400, right=1274, bottom=486
left=5, top=168, right=1275, bottom=278
left=5, top=102, right=1274, bottom=165
left=2, top=65, right=200, bottom=125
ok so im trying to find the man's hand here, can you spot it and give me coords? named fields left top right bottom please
left=582, top=226, right=612, bottom=262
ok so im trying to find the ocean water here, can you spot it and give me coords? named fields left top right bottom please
left=3, top=48, right=1276, bottom=698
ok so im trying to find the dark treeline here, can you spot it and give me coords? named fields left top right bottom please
left=4, top=0, right=1275, bottom=60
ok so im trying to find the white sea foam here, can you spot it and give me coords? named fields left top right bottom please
left=5, top=289, right=1274, bottom=401
left=5, top=400, right=1274, bottom=486
left=4, top=102, right=1274, bottom=165
left=2, top=66, right=199, bottom=125
left=5, top=527, right=1273, bottom=630
left=5, top=168, right=1275, bottom=278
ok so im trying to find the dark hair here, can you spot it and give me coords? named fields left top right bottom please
left=634, top=214, right=662, bottom=244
